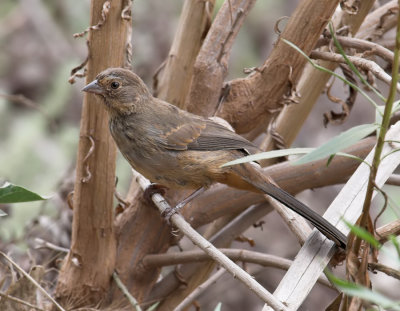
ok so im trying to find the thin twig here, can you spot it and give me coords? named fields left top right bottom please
left=0, top=93, right=56, bottom=128
left=318, top=35, right=395, bottom=64
left=131, top=169, right=288, bottom=311
left=112, top=272, right=142, bottom=311
left=174, top=268, right=227, bottom=311
left=369, top=262, right=400, bottom=281
left=143, top=248, right=332, bottom=287
left=310, top=50, right=400, bottom=92
left=0, top=291, right=45, bottom=311
left=34, top=238, right=69, bottom=253
left=376, top=219, right=400, bottom=243
left=0, top=252, right=66, bottom=311
left=143, top=248, right=291, bottom=268
left=73, top=1, right=111, bottom=37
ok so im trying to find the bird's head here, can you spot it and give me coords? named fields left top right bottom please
left=82, top=68, right=151, bottom=115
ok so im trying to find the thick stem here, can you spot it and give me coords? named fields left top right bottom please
left=55, top=0, right=130, bottom=306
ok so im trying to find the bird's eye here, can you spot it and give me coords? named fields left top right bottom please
left=110, top=81, right=120, bottom=89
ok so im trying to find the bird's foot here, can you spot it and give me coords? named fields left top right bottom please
left=161, top=201, right=186, bottom=224
left=161, top=207, right=176, bottom=223
left=143, top=183, right=168, bottom=205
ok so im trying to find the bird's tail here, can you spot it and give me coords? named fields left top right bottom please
left=231, top=163, right=347, bottom=248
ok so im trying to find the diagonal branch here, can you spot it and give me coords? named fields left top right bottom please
left=217, top=0, right=340, bottom=137
left=310, top=50, right=400, bottom=91
left=132, top=169, right=289, bottom=311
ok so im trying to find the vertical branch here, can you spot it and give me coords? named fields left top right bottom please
left=111, top=0, right=216, bottom=302
left=55, top=0, right=130, bottom=306
left=186, top=0, right=256, bottom=116
left=155, top=0, right=215, bottom=108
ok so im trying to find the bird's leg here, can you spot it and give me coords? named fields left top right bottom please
left=143, top=183, right=169, bottom=205
left=162, top=187, right=206, bottom=221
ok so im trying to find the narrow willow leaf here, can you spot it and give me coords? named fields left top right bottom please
left=329, top=23, right=385, bottom=102
left=392, top=100, right=400, bottom=114
left=343, top=219, right=381, bottom=249
left=389, top=235, right=400, bottom=260
left=295, top=124, right=378, bottom=165
left=0, top=182, right=49, bottom=203
left=214, top=302, right=222, bottom=311
left=146, top=303, right=159, bottom=311
left=327, top=272, right=400, bottom=310
left=221, top=148, right=313, bottom=167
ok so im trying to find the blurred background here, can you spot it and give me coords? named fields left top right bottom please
left=0, top=0, right=398, bottom=310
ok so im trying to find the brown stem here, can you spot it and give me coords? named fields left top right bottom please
left=258, top=0, right=376, bottom=159
left=217, top=0, right=340, bottom=137
left=55, top=0, right=130, bottom=307
left=154, top=0, right=216, bottom=108
left=186, top=0, right=256, bottom=116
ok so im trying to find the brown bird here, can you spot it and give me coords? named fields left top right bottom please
left=82, top=67, right=347, bottom=248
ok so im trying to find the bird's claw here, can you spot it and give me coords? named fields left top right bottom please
left=143, top=183, right=168, bottom=205
left=161, top=207, right=177, bottom=224
left=162, top=201, right=186, bottom=225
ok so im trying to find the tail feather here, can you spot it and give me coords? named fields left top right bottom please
left=233, top=163, right=347, bottom=248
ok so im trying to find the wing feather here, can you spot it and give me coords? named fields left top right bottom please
left=156, top=110, right=257, bottom=153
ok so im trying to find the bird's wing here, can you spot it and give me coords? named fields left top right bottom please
left=186, top=120, right=258, bottom=152
left=160, top=121, right=206, bottom=151
left=155, top=108, right=257, bottom=153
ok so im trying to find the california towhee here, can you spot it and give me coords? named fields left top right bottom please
left=82, top=68, right=347, bottom=248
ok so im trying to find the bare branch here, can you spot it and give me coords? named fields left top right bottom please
left=369, top=262, right=400, bottom=281
left=112, top=272, right=142, bottom=311
left=0, top=292, right=45, bottom=311
left=132, top=169, right=288, bottom=311
left=310, top=50, right=400, bottom=91
left=174, top=268, right=227, bottom=311
left=258, top=0, right=379, bottom=157
left=217, top=0, right=340, bottom=137
left=155, top=0, right=215, bottom=108
left=376, top=219, right=400, bottom=243
left=318, top=35, right=395, bottom=64
left=0, top=252, right=66, bottom=311
left=186, top=0, right=256, bottom=116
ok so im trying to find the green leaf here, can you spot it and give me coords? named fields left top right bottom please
left=343, top=219, right=381, bottom=249
left=392, top=100, right=400, bottom=115
left=0, top=182, right=49, bottom=203
left=214, top=302, right=222, bottom=311
left=295, top=124, right=379, bottom=165
left=327, top=272, right=400, bottom=310
left=146, top=302, right=159, bottom=311
left=221, top=148, right=313, bottom=167
left=389, top=235, right=400, bottom=260
left=375, top=105, right=385, bottom=129
left=329, top=23, right=385, bottom=102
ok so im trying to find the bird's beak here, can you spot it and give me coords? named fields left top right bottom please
left=82, top=79, right=103, bottom=95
